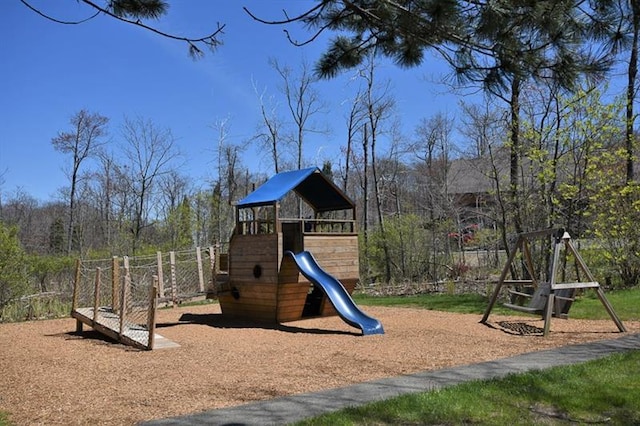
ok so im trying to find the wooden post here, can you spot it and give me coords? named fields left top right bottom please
left=111, top=256, right=119, bottom=312
left=73, top=258, right=83, bottom=332
left=93, top=267, right=102, bottom=323
left=566, top=239, right=627, bottom=333
left=72, top=258, right=81, bottom=313
left=595, top=287, right=627, bottom=332
left=147, top=276, right=158, bottom=350
left=274, top=203, right=281, bottom=233
left=170, top=251, right=177, bottom=307
left=481, top=236, right=523, bottom=323
left=210, top=245, right=217, bottom=271
left=196, top=247, right=205, bottom=293
left=543, top=292, right=554, bottom=336
left=119, top=256, right=130, bottom=337
left=209, top=245, right=217, bottom=292
left=156, top=251, right=165, bottom=299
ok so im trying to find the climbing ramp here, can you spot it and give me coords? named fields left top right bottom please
left=72, top=307, right=177, bottom=350
left=481, top=228, right=626, bottom=336
left=71, top=256, right=178, bottom=350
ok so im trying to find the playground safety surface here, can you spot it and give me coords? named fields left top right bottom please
left=1, top=303, right=638, bottom=425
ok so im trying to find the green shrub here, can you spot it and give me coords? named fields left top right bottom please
left=0, top=222, right=29, bottom=314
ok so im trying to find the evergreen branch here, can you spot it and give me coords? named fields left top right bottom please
left=79, top=0, right=224, bottom=55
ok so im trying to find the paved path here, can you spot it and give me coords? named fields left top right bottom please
left=143, top=333, right=640, bottom=426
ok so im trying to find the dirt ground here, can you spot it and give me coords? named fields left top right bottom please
left=1, top=303, right=638, bottom=426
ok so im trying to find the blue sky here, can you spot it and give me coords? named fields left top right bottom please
left=1, top=1, right=472, bottom=202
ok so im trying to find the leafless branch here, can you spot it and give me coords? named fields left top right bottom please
left=243, top=4, right=325, bottom=26
left=80, top=0, right=224, bottom=56
left=21, top=0, right=225, bottom=58
left=20, top=0, right=100, bottom=24
left=243, top=4, right=332, bottom=47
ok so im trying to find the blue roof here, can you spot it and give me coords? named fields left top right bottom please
left=237, top=167, right=354, bottom=212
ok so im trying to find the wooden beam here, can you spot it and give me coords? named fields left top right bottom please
left=481, top=236, right=523, bottom=323
left=552, top=282, right=600, bottom=290
left=72, top=258, right=81, bottom=313
left=93, top=267, right=101, bottom=323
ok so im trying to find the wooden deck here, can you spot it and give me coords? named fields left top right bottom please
left=72, top=307, right=179, bottom=350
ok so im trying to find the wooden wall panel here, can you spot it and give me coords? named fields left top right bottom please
left=303, top=235, right=359, bottom=280
left=229, top=233, right=281, bottom=284
left=319, top=279, right=357, bottom=316
left=276, top=282, right=308, bottom=322
left=278, top=256, right=301, bottom=284
left=218, top=285, right=277, bottom=322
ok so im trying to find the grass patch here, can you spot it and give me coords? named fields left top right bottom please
left=294, top=350, right=640, bottom=425
left=1, top=297, right=71, bottom=323
left=354, top=287, right=640, bottom=321
left=569, top=288, right=640, bottom=320
left=158, top=298, right=217, bottom=310
left=0, top=411, right=12, bottom=426
left=353, top=293, right=488, bottom=314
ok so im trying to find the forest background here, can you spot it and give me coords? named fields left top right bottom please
left=2, top=1, right=640, bottom=319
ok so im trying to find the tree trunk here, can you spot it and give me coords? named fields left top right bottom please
left=626, top=1, right=639, bottom=183
left=510, top=77, right=523, bottom=234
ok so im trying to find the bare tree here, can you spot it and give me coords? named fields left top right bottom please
left=90, top=151, right=118, bottom=250
left=359, top=53, right=396, bottom=282
left=253, top=82, right=286, bottom=174
left=210, top=118, right=242, bottom=244
left=341, top=86, right=366, bottom=194
left=459, top=102, right=505, bottom=158
left=51, top=109, right=108, bottom=254
left=271, top=58, right=328, bottom=170
left=158, top=170, right=191, bottom=248
left=0, top=189, right=40, bottom=251
left=120, top=116, right=179, bottom=254
left=411, top=113, right=455, bottom=211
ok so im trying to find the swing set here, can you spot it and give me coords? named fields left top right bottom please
left=481, top=228, right=626, bottom=336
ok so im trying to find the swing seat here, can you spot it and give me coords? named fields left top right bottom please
left=504, top=282, right=550, bottom=314
left=504, top=282, right=580, bottom=318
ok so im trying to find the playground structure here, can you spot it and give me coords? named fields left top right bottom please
left=70, top=167, right=383, bottom=350
left=217, top=167, right=384, bottom=335
left=71, top=247, right=225, bottom=350
left=481, top=228, right=626, bottom=336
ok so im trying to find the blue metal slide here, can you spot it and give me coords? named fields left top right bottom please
left=286, top=251, right=384, bottom=335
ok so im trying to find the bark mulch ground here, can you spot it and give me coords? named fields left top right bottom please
left=1, top=303, right=637, bottom=425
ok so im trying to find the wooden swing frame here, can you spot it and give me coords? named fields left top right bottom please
left=481, top=228, right=626, bottom=336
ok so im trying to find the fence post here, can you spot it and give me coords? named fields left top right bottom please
left=73, top=258, right=82, bottom=332
left=93, top=267, right=101, bottom=323
left=209, top=245, right=216, bottom=293
left=147, top=276, right=158, bottom=350
left=112, top=256, right=119, bottom=313
left=196, top=247, right=205, bottom=293
left=157, top=251, right=165, bottom=299
left=72, top=258, right=81, bottom=313
left=119, top=256, right=130, bottom=338
left=170, top=251, right=177, bottom=307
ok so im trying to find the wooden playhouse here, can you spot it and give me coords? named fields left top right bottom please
left=217, top=167, right=369, bottom=328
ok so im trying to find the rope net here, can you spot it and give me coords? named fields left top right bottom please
left=72, top=246, right=224, bottom=349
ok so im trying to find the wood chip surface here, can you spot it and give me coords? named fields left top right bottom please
left=1, top=303, right=637, bottom=425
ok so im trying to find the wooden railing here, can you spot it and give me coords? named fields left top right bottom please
left=296, top=218, right=356, bottom=234
left=236, top=218, right=356, bottom=235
